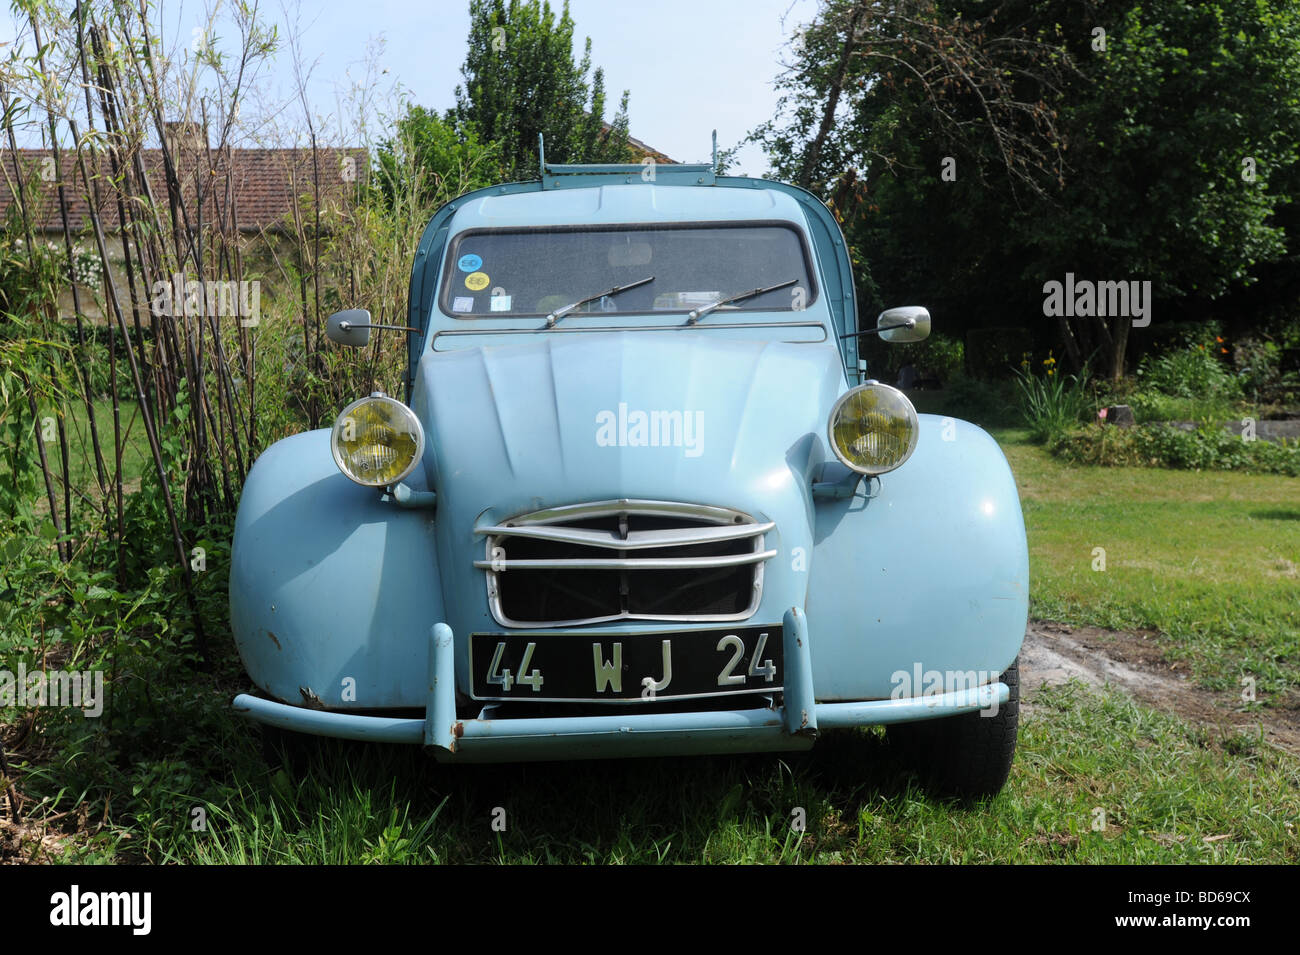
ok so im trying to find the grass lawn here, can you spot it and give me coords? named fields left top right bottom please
left=997, top=428, right=1299, bottom=698
left=61, top=397, right=151, bottom=493
left=1, top=397, right=151, bottom=497
left=26, top=678, right=1295, bottom=864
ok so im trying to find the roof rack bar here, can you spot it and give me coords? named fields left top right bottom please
left=537, top=131, right=718, bottom=188
left=546, top=162, right=714, bottom=175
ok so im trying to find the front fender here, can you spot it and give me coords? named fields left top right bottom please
left=229, top=430, right=442, bottom=709
left=806, top=415, right=1028, bottom=700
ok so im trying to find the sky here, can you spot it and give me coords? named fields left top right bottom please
left=2, top=0, right=817, bottom=177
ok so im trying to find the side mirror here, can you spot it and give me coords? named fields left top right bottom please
left=327, top=309, right=373, bottom=348
left=877, top=306, right=931, bottom=343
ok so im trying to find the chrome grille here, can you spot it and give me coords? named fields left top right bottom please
left=475, top=500, right=776, bottom=628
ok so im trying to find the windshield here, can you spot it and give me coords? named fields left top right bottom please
left=439, top=222, right=816, bottom=319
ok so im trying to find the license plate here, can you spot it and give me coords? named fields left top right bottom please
left=469, top=625, right=783, bottom=702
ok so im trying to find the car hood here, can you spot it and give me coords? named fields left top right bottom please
left=411, top=331, right=847, bottom=525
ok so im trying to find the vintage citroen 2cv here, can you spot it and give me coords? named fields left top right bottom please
left=230, top=151, right=1029, bottom=797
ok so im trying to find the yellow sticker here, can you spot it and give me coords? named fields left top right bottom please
left=465, top=271, right=489, bottom=291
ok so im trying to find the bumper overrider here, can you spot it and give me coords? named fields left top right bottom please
left=232, top=607, right=1010, bottom=763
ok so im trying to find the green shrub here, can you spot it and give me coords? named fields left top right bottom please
left=1050, top=423, right=1300, bottom=476
left=1136, top=342, right=1241, bottom=399
left=1014, top=361, right=1092, bottom=443
left=1126, top=390, right=1239, bottom=425
left=861, top=332, right=965, bottom=386
left=922, top=375, right=1022, bottom=429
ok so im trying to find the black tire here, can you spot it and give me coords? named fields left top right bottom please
left=887, top=657, right=1019, bottom=799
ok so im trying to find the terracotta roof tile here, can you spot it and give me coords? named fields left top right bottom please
left=0, top=146, right=368, bottom=234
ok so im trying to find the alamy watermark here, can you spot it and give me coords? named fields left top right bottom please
left=890, top=663, right=1003, bottom=716
left=150, top=273, right=260, bottom=327
left=0, top=663, right=104, bottom=717
left=50, top=885, right=150, bottom=935
left=595, top=403, right=703, bottom=458
left=1042, top=272, right=1151, bottom=327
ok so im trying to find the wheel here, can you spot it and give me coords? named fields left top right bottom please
left=886, top=657, right=1019, bottom=799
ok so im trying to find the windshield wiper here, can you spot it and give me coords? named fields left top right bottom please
left=545, top=275, right=655, bottom=327
left=685, top=278, right=798, bottom=325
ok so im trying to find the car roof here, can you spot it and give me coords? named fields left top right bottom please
left=444, top=181, right=811, bottom=232
left=405, top=175, right=860, bottom=395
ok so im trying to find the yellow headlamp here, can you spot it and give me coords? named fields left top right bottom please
left=330, top=393, right=424, bottom=487
left=827, top=382, right=919, bottom=475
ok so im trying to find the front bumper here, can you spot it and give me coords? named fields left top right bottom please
left=232, top=607, right=1010, bottom=763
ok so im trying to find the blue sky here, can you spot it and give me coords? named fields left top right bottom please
left=3, top=0, right=816, bottom=176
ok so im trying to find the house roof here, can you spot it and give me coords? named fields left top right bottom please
left=0, top=146, right=368, bottom=235
left=624, top=134, right=677, bottom=165
left=1, top=131, right=676, bottom=236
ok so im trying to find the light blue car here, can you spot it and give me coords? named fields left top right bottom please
left=230, top=154, right=1028, bottom=797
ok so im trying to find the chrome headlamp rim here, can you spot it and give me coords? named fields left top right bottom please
left=826, top=381, right=919, bottom=476
left=330, top=393, right=425, bottom=488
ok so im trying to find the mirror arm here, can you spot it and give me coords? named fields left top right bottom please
left=340, top=321, right=419, bottom=334
left=838, top=322, right=914, bottom=340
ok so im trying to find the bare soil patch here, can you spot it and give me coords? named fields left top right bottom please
left=1021, top=619, right=1300, bottom=755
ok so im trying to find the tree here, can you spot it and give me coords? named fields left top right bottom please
left=452, top=0, right=632, bottom=181
left=755, top=0, right=1300, bottom=381
left=1027, top=0, right=1300, bottom=378
left=373, top=104, right=498, bottom=209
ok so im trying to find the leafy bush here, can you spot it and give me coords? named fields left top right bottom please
left=1125, top=391, right=1239, bottom=425
left=1232, top=336, right=1281, bottom=398
left=1136, top=342, right=1241, bottom=400
left=1050, top=423, right=1300, bottom=476
left=1014, top=357, right=1092, bottom=443
left=916, top=375, right=1022, bottom=429
left=870, top=332, right=964, bottom=385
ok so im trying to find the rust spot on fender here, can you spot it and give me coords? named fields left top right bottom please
left=267, top=631, right=282, bottom=651
left=452, top=721, right=465, bottom=739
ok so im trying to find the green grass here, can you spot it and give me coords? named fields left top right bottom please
left=26, top=679, right=1296, bottom=864
left=60, top=398, right=151, bottom=492
left=992, top=428, right=1300, bottom=696
left=1126, top=392, right=1241, bottom=425
left=0, top=397, right=151, bottom=495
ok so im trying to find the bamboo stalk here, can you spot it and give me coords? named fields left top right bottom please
left=33, top=7, right=212, bottom=664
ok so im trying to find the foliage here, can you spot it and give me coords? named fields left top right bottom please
left=1124, top=391, right=1240, bottom=426
left=910, top=375, right=1023, bottom=429
left=1014, top=354, right=1093, bottom=442
left=754, top=0, right=1300, bottom=381
left=451, top=0, right=633, bottom=181
left=864, top=331, right=964, bottom=384
left=373, top=105, right=498, bottom=209
left=1049, top=423, right=1300, bottom=476
left=1136, top=342, right=1243, bottom=401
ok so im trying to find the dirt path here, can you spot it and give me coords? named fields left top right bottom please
left=1021, top=619, right=1300, bottom=756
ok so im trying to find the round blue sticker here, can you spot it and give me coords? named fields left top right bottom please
left=457, top=253, right=483, bottom=272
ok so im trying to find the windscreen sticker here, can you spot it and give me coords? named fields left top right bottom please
left=457, top=253, right=483, bottom=272
left=464, top=271, right=490, bottom=291
left=452, top=296, right=474, bottom=313
left=490, top=294, right=512, bottom=311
